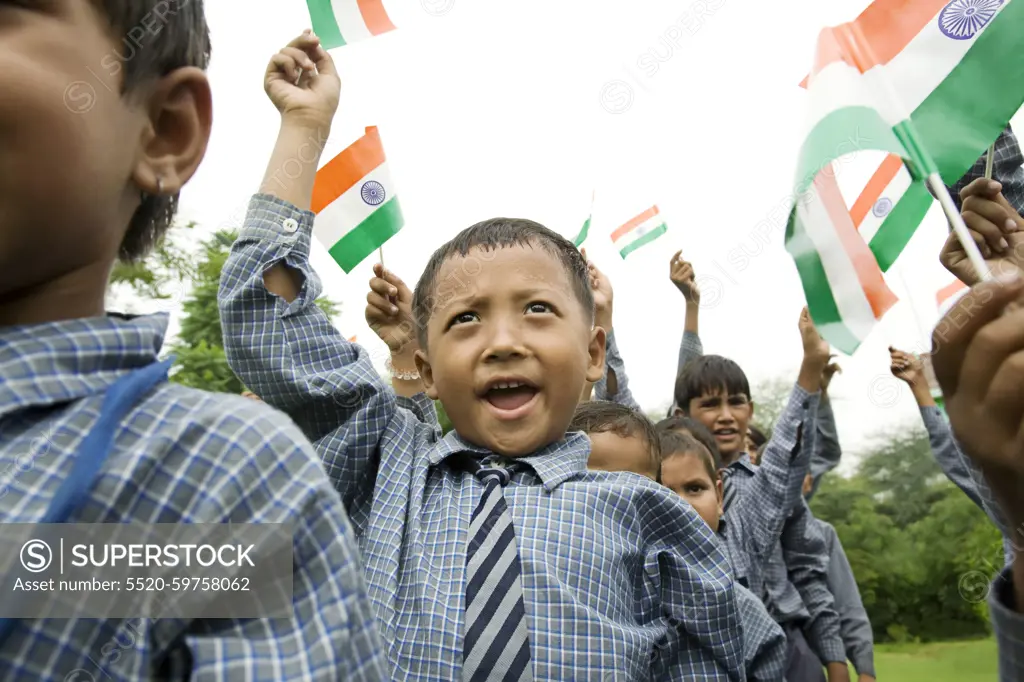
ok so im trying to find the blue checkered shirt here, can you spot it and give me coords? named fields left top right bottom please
left=719, top=386, right=819, bottom=602
left=921, top=406, right=1016, bottom=564
left=725, top=457, right=845, bottom=665
left=0, top=314, right=387, bottom=680
left=219, top=193, right=746, bottom=680
left=992, top=567, right=1024, bottom=681
left=735, top=584, right=786, bottom=682
left=948, top=125, right=1024, bottom=215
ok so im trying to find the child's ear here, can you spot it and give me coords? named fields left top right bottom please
left=673, top=406, right=685, bottom=417
left=415, top=349, right=439, bottom=400
left=748, top=401, right=756, bottom=419
left=132, top=67, right=213, bottom=197
left=585, top=325, right=607, bottom=384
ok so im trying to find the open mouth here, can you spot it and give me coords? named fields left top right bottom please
left=483, top=379, right=540, bottom=416
left=714, top=428, right=739, bottom=440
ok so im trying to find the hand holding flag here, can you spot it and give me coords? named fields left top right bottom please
left=940, top=178, right=1024, bottom=285
left=265, top=30, right=340, bottom=131
left=365, top=264, right=417, bottom=353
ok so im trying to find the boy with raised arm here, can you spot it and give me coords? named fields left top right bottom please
left=220, top=33, right=745, bottom=681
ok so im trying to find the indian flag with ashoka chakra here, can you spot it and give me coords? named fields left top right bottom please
left=611, top=206, right=667, bottom=259
left=797, top=0, right=1024, bottom=274
left=312, top=126, right=404, bottom=274
left=306, top=0, right=397, bottom=49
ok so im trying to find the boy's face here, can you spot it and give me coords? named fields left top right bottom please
left=417, top=244, right=605, bottom=456
left=686, top=387, right=753, bottom=458
left=660, top=451, right=723, bottom=533
left=586, top=431, right=658, bottom=481
left=0, top=2, right=210, bottom=323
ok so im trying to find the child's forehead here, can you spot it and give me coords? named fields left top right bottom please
left=695, top=385, right=746, bottom=400
left=432, top=244, right=572, bottom=303
left=666, top=450, right=714, bottom=480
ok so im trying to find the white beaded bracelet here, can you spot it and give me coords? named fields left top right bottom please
left=386, top=357, right=421, bottom=381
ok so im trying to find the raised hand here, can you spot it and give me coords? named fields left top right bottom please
left=365, top=264, right=417, bottom=354
left=264, top=30, right=341, bottom=130
left=670, top=250, right=700, bottom=304
left=939, top=178, right=1024, bottom=285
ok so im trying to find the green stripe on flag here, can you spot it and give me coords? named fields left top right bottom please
left=618, top=223, right=667, bottom=259
left=574, top=216, right=591, bottom=248
left=785, top=215, right=861, bottom=355
left=306, top=0, right=347, bottom=49
left=795, top=107, right=908, bottom=195
left=869, top=182, right=933, bottom=271
left=911, top=0, right=1024, bottom=184
left=326, top=198, right=404, bottom=273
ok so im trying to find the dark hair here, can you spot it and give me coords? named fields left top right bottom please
left=674, top=355, right=751, bottom=414
left=412, top=218, right=594, bottom=346
left=747, top=425, right=767, bottom=450
left=659, top=431, right=718, bottom=483
left=94, top=0, right=212, bottom=262
left=570, top=401, right=661, bottom=477
left=655, top=415, right=722, bottom=470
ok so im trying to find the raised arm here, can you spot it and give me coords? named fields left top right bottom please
left=218, top=35, right=397, bottom=515
left=586, top=254, right=642, bottom=410
left=819, top=520, right=875, bottom=681
left=807, top=363, right=842, bottom=502
left=670, top=251, right=703, bottom=380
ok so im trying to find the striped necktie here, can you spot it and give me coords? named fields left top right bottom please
left=721, top=466, right=738, bottom=514
left=460, top=456, right=533, bottom=681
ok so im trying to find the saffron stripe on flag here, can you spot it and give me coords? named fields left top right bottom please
left=611, top=206, right=659, bottom=242
left=850, top=153, right=903, bottom=228
left=357, top=0, right=397, bottom=34
left=312, top=127, right=387, bottom=214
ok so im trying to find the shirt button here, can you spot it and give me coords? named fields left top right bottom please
left=802, top=400, right=809, bottom=409
left=282, top=218, right=298, bottom=233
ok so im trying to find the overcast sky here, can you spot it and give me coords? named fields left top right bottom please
left=152, top=0, right=1022, bottom=469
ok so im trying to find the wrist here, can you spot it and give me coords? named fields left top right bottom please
left=386, top=354, right=420, bottom=381
left=280, top=115, right=332, bottom=138
left=910, top=381, right=935, bottom=406
left=798, top=357, right=827, bottom=392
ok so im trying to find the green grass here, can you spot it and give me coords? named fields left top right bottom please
left=844, top=638, right=997, bottom=681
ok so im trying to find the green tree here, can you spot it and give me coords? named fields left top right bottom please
left=109, top=224, right=338, bottom=394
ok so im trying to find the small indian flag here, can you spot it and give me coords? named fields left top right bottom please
left=306, top=0, right=397, bottom=49
left=312, top=126, right=404, bottom=274
left=788, top=169, right=899, bottom=354
left=797, top=0, right=1024, bottom=275
left=611, top=206, right=667, bottom=259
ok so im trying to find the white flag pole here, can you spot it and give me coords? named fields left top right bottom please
left=841, top=23, right=992, bottom=284
left=984, top=144, right=996, bottom=180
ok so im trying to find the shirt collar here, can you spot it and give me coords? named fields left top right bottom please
left=726, top=453, right=757, bottom=474
left=430, top=430, right=591, bottom=492
left=0, top=313, right=168, bottom=421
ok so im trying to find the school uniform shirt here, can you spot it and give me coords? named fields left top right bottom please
left=817, top=520, right=874, bottom=678
left=921, top=406, right=1015, bottom=564
left=735, top=583, right=787, bottom=682
left=947, top=125, right=1024, bottom=215
left=219, top=193, right=746, bottom=681
left=0, top=313, right=387, bottom=681
left=724, top=457, right=845, bottom=666
left=991, top=567, right=1024, bottom=682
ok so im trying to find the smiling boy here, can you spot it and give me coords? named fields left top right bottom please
left=221, top=34, right=745, bottom=681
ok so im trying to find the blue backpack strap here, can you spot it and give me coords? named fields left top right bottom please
left=0, top=359, right=172, bottom=647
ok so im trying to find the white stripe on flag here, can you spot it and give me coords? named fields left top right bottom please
left=798, top=180, right=876, bottom=342
left=314, top=162, right=395, bottom=246
left=858, top=167, right=912, bottom=245
left=330, top=0, right=373, bottom=43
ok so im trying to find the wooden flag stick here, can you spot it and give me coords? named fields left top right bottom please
left=378, top=246, right=385, bottom=269
left=984, top=143, right=996, bottom=180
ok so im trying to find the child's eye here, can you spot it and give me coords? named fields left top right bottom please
left=448, top=311, right=479, bottom=328
left=685, top=484, right=707, bottom=494
left=525, top=302, right=553, bottom=314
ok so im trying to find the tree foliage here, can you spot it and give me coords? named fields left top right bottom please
left=108, top=224, right=338, bottom=395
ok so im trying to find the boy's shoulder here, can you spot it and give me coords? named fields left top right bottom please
left=116, top=382, right=332, bottom=514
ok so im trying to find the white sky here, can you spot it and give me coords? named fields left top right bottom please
left=156, top=0, right=1022, bottom=468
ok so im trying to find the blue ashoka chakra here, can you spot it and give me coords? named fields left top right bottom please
left=360, top=180, right=386, bottom=206
left=938, top=0, right=1003, bottom=40
left=872, top=197, right=893, bottom=219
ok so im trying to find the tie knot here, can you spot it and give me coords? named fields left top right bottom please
left=477, top=465, right=512, bottom=487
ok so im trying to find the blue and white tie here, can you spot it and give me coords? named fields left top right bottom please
left=461, top=456, right=533, bottom=681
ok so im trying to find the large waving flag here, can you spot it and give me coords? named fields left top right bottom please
left=787, top=0, right=1023, bottom=354
left=307, top=0, right=397, bottom=49
left=797, top=0, right=1024, bottom=273
left=312, top=126, right=404, bottom=273
left=611, top=206, right=667, bottom=259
